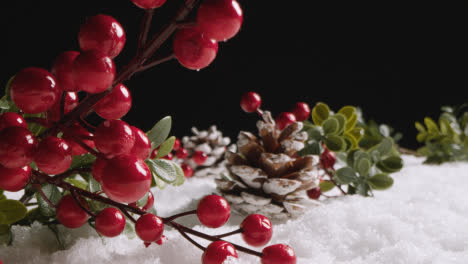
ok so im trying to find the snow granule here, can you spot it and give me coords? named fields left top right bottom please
left=1, top=156, right=468, bottom=263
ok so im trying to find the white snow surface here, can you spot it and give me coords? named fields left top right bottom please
left=1, top=156, right=468, bottom=264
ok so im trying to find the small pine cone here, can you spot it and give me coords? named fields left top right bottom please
left=216, top=111, right=319, bottom=220
left=177, top=126, right=236, bottom=177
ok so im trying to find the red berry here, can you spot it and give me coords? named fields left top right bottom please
left=95, top=207, right=126, bottom=237
left=197, top=0, right=243, bottom=41
left=291, top=102, right=311, bottom=122
left=101, top=155, right=151, bottom=203
left=62, top=124, right=96, bottom=156
left=240, top=92, right=261, bottom=113
left=192, top=150, right=208, bottom=165
left=46, top=92, right=79, bottom=122
left=0, top=127, right=37, bottom=169
left=78, top=14, right=126, bottom=58
left=197, top=195, right=230, bottom=228
left=181, top=164, right=193, bottom=178
left=142, top=191, right=155, bottom=212
left=155, top=235, right=167, bottom=245
left=0, top=112, right=27, bottom=132
left=95, top=120, right=135, bottom=158
left=51, top=51, right=81, bottom=92
left=131, top=0, right=166, bottom=9
left=173, top=27, right=218, bottom=70
left=261, top=244, right=297, bottom=264
left=91, top=157, right=107, bottom=183
left=150, top=148, right=158, bottom=159
left=161, top=152, right=173, bottom=160
left=0, top=164, right=31, bottom=192
left=307, top=187, right=321, bottom=200
left=320, top=148, right=336, bottom=170
left=10, top=67, right=60, bottom=114
left=34, top=137, right=72, bottom=175
left=240, top=214, right=273, bottom=247
left=128, top=126, right=151, bottom=160
left=202, top=241, right=238, bottom=264
left=173, top=138, right=181, bottom=151
left=72, top=50, right=116, bottom=94
left=135, top=214, right=164, bottom=242
left=275, top=112, right=296, bottom=130
left=94, top=84, right=132, bottom=120
left=175, top=148, right=189, bottom=159
left=56, top=194, right=90, bottom=229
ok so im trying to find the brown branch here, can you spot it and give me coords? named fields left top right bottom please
left=399, top=147, right=421, bottom=156
left=162, top=210, right=196, bottom=222
left=136, top=54, right=175, bottom=73
left=70, top=190, right=96, bottom=218
left=77, top=118, right=96, bottom=134
left=138, top=9, right=155, bottom=54
left=53, top=168, right=92, bottom=182
left=34, top=184, right=57, bottom=209
left=214, top=228, right=242, bottom=239
left=59, top=92, right=66, bottom=120
left=173, top=225, right=206, bottom=251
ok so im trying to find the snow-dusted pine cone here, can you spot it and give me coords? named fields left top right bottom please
left=178, top=126, right=236, bottom=177
left=215, top=111, right=319, bottom=220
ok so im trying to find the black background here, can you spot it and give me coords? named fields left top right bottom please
left=1, top=1, right=467, bottom=148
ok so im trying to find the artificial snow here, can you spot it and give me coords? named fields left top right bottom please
left=1, top=156, right=468, bottom=263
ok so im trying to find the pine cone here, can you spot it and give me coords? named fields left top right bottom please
left=216, top=111, right=319, bottom=220
left=178, top=126, right=236, bottom=177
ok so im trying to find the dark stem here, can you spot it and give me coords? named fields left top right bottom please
left=59, top=92, right=66, bottom=120
left=71, top=190, right=97, bottom=218
left=138, top=9, right=155, bottom=54
left=34, top=184, right=57, bottom=208
left=214, top=228, right=242, bottom=239
left=162, top=210, right=196, bottom=222
left=66, top=134, right=106, bottom=159
left=173, top=225, right=206, bottom=251
left=121, top=209, right=137, bottom=224
left=53, top=168, right=92, bottom=182
left=24, top=117, right=51, bottom=128
left=136, top=54, right=175, bottom=73
left=324, top=170, right=347, bottom=195
left=399, top=147, right=420, bottom=156
left=77, top=118, right=96, bottom=134
left=19, top=192, right=35, bottom=204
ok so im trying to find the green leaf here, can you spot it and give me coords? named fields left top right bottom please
left=303, top=125, right=323, bottom=141
left=424, top=117, right=439, bottom=134
left=357, top=158, right=371, bottom=176
left=299, top=141, right=321, bottom=156
left=36, top=184, right=62, bottom=217
left=0, top=200, right=27, bottom=225
left=0, top=190, right=6, bottom=201
left=0, top=224, right=12, bottom=245
left=172, top=161, right=186, bottom=186
left=312, top=103, right=330, bottom=125
left=324, top=135, right=346, bottom=152
left=334, top=167, right=358, bottom=184
left=123, top=221, right=136, bottom=239
left=25, top=113, right=47, bottom=136
left=146, top=159, right=177, bottom=183
left=344, top=132, right=359, bottom=150
left=319, top=181, right=335, bottom=192
left=88, top=177, right=101, bottom=193
left=0, top=224, right=9, bottom=235
left=345, top=113, right=358, bottom=132
left=377, top=156, right=403, bottom=173
left=368, top=174, right=394, bottom=190
left=356, top=182, right=371, bottom=196
left=65, top=179, right=88, bottom=190
left=322, top=118, right=339, bottom=135
left=338, top=106, right=355, bottom=120
left=70, top=154, right=97, bottom=170
left=147, top=116, right=172, bottom=149
left=370, top=137, right=393, bottom=157
left=331, top=114, right=346, bottom=135
left=48, top=224, right=65, bottom=250
left=155, top=136, right=175, bottom=159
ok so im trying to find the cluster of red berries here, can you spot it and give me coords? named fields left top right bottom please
left=240, top=92, right=311, bottom=130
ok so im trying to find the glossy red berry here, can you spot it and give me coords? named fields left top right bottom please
left=173, top=138, right=181, bottom=151
left=291, top=102, right=311, bottom=122
left=0, top=127, right=37, bottom=169
left=142, top=191, right=155, bottom=211
left=78, top=14, right=126, bottom=58
left=10, top=67, right=60, bottom=114
left=95, top=207, right=126, bottom=237
left=135, top=214, right=164, bottom=242
left=150, top=148, right=158, bottom=159
left=261, top=244, right=297, bottom=264
left=175, top=148, right=189, bottom=159
left=46, top=92, right=79, bottom=122
left=181, top=164, right=193, bottom=178
left=101, top=155, right=151, bottom=203
left=307, top=187, right=322, bottom=200
left=34, top=137, right=72, bottom=175
left=197, top=0, right=243, bottom=41
left=94, top=84, right=132, bottom=120
left=275, top=112, right=296, bottom=130
left=173, top=27, right=218, bottom=70
left=192, top=151, right=208, bottom=165
left=240, top=92, right=261, bottom=113
left=62, top=124, right=96, bottom=156
left=51, top=51, right=81, bottom=92
left=202, top=241, right=238, bottom=264
left=95, top=120, right=135, bottom=158
left=128, top=126, right=151, bottom=160
left=0, top=164, right=31, bottom=192
left=0, top=112, right=27, bottom=132
left=131, top=0, right=167, bottom=9
left=197, top=195, right=230, bottom=228
left=320, top=148, right=336, bottom=170
left=161, top=152, right=173, bottom=160
left=56, top=194, right=90, bottom=229
left=91, top=157, right=107, bottom=183
left=72, top=50, right=116, bottom=94
left=240, top=214, right=273, bottom=247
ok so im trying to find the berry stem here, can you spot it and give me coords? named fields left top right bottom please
left=173, top=225, right=207, bottom=251
left=121, top=208, right=137, bottom=224
left=33, top=183, right=57, bottom=208
left=77, top=118, right=96, bottom=133
left=214, top=228, right=242, bottom=238
left=65, top=134, right=106, bottom=159
left=325, top=170, right=346, bottom=195
left=59, top=92, right=66, bottom=120
left=137, top=54, right=175, bottom=73
left=161, top=209, right=196, bottom=222
left=399, top=147, right=420, bottom=156
left=138, top=9, right=155, bottom=54
left=70, top=190, right=97, bottom=218
left=52, top=168, right=92, bottom=182
left=24, top=117, right=51, bottom=128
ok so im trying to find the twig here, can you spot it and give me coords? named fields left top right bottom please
left=162, top=210, right=196, bottom=222
left=77, top=118, right=96, bottom=134
left=138, top=9, right=155, bottom=54
left=121, top=208, right=137, bottom=224
left=65, top=134, right=106, bottom=159
left=59, top=92, right=66, bottom=120
left=34, top=184, right=57, bottom=208
left=70, top=190, right=96, bottom=218
left=136, top=54, right=175, bottom=73
left=215, top=228, right=242, bottom=238
left=173, top=225, right=206, bottom=251
left=399, top=147, right=421, bottom=156
left=53, top=168, right=92, bottom=182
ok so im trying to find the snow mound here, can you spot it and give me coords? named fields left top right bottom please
left=1, top=156, right=468, bottom=263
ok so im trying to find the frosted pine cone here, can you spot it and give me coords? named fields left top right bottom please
left=177, top=126, right=236, bottom=177
left=216, top=111, right=319, bottom=220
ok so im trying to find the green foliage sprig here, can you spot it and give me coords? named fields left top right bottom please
left=301, top=102, right=403, bottom=197
left=415, top=105, right=468, bottom=164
